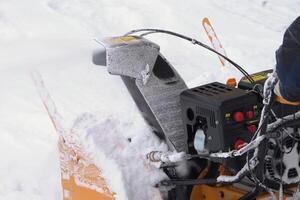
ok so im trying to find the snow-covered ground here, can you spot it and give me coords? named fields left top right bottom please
left=0, top=0, right=299, bottom=199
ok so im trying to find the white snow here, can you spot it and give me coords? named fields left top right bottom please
left=66, top=112, right=168, bottom=200
left=0, top=0, right=299, bottom=199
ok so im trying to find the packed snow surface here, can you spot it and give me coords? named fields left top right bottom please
left=0, top=0, right=299, bottom=199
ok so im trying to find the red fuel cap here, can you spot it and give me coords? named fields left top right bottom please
left=247, top=125, right=257, bottom=134
left=234, top=139, right=245, bottom=150
left=246, top=111, right=254, bottom=120
left=233, top=112, right=244, bottom=122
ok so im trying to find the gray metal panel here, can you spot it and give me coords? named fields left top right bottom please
left=102, top=36, right=160, bottom=80
left=136, top=66, right=188, bottom=152
left=100, top=36, right=188, bottom=152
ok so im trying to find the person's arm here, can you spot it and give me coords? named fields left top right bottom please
left=276, top=16, right=300, bottom=102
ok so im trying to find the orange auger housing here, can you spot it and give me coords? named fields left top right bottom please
left=58, top=135, right=115, bottom=200
left=32, top=71, right=115, bottom=200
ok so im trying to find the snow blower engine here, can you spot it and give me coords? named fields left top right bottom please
left=93, top=30, right=300, bottom=200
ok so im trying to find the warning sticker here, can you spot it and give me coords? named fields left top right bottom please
left=241, top=72, right=269, bottom=83
left=110, top=36, right=138, bottom=44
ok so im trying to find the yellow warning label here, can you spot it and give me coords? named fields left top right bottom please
left=242, top=73, right=268, bottom=83
left=110, top=36, right=138, bottom=44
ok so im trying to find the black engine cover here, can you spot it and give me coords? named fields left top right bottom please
left=180, top=82, right=261, bottom=171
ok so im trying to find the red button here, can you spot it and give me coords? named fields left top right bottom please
left=234, top=139, right=245, bottom=150
left=247, top=125, right=257, bottom=133
left=246, top=111, right=254, bottom=120
left=233, top=112, right=244, bottom=122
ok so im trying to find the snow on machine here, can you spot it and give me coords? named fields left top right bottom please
left=34, top=23, right=300, bottom=199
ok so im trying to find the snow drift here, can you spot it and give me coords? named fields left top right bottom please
left=0, top=0, right=299, bottom=199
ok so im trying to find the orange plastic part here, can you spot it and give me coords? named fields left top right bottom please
left=226, top=78, right=237, bottom=87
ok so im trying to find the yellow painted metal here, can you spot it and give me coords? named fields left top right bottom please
left=110, top=36, right=138, bottom=44
left=190, top=184, right=296, bottom=200
left=190, top=185, right=246, bottom=200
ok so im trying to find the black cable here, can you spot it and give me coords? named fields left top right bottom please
left=268, top=117, right=300, bottom=134
left=132, top=29, right=254, bottom=83
left=157, top=172, right=248, bottom=187
left=125, top=29, right=255, bottom=84
left=246, top=116, right=268, bottom=186
left=158, top=178, right=220, bottom=186
left=246, top=94, right=277, bottom=191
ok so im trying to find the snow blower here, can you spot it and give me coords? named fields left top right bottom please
left=91, top=28, right=300, bottom=200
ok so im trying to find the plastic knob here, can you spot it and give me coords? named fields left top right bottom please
left=246, top=111, right=254, bottom=120
left=234, top=139, right=245, bottom=150
left=233, top=112, right=244, bottom=122
left=247, top=125, right=257, bottom=133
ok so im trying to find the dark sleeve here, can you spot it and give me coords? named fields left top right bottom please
left=276, top=16, right=300, bottom=102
